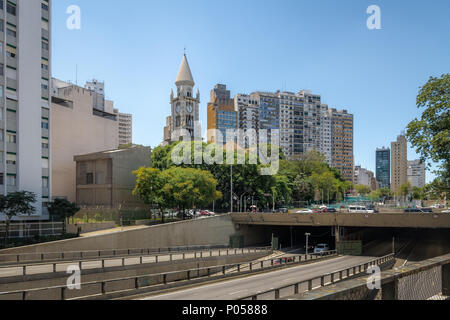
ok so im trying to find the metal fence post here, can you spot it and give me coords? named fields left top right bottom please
left=222, top=266, right=226, bottom=275
left=331, top=273, right=334, bottom=283
left=308, top=280, right=313, bottom=291
left=249, top=263, right=252, bottom=271
left=187, top=270, right=190, bottom=280
left=155, top=255, right=158, bottom=263
left=53, top=263, right=56, bottom=273
left=22, top=265, right=26, bottom=276
left=122, top=258, right=125, bottom=266
left=135, top=278, right=139, bottom=289
left=275, top=289, right=280, bottom=299
left=163, top=274, right=167, bottom=284
left=140, top=256, right=143, bottom=264
left=261, top=261, right=264, bottom=269
left=442, top=263, right=450, bottom=296
left=61, top=287, right=65, bottom=300
left=170, top=254, right=173, bottom=261
left=101, top=282, right=106, bottom=295
left=294, top=283, right=299, bottom=294
left=321, top=276, right=325, bottom=287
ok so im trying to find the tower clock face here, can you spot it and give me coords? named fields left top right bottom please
left=187, top=104, right=193, bottom=113
left=176, top=104, right=181, bottom=113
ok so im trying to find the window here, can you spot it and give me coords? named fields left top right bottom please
left=42, top=177, right=49, bottom=188
left=42, top=138, right=49, bottom=149
left=86, top=173, right=94, bottom=185
left=6, top=153, right=16, bottom=165
left=6, top=28, right=16, bottom=38
left=0, top=21, right=3, bottom=33
left=0, top=173, right=3, bottom=186
left=42, top=120, right=49, bottom=129
left=42, top=3, right=49, bottom=11
left=6, top=3, right=16, bottom=16
left=42, top=41, right=49, bottom=50
left=0, top=86, right=3, bottom=98
left=41, top=63, right=48, bottom=71
left=7, top=133, right=16, bottom=144
left=42, top=158, right=49, bottom=169
left=6, top=46, right=16, bottom=58
left=41, top=19, right=49, bottom=31
left=7, top=175, right=16, bottom=187
left=6, top=67, right=16, bottom=80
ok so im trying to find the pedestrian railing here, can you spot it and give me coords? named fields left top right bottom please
left=0, top=247, right=271, bottom=277
left=237, top=254, right=395, bottom=300
left=0, top=244, right=231, bottom=264
left=0, top=249, right=338, bottom=300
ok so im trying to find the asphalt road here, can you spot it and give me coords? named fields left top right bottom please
left=0, top=249, right=261, bottom=278
left=140, top=255, right=376, bottom=300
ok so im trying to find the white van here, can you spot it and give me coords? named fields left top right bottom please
left=348, top=206, right=375, bottom=213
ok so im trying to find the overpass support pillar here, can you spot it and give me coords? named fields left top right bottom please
left=334, top=226, right=340, bottom=250
left=443, top=263, right=450, bottom=296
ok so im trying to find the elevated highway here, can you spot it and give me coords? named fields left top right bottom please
left=231, top=212, right=450, bottom=229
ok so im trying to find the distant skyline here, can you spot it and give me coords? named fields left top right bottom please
left=51, top=0, right=450, bottom=183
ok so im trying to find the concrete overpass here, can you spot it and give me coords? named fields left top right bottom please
left=231, top=212, right=450, bottom=229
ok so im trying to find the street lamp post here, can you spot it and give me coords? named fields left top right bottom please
left=305, top=233, right=311, bottom=255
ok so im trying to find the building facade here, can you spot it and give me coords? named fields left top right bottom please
left=234, top=94, right=259, bottom=148
left=74, top=146, right=151, bottom=208
left=114, top=109, right=132, bottom=145
left=376, top=147, right=391, bottom=189
left=164, top=54, right=200, bottom=145
left=0, top=0, right=52, bottom=220
left=354, top=166, right=378, bottom=191
left=207, top=84, right=237, bottom=145
left=391, top=135, right=408, bottom=192
left=329, top=108, right=354, bottom=182
left=50, top=78, right=119, bottom=203
left=407, top=159, right=426, bottom=188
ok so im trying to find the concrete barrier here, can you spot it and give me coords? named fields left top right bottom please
left=0, top=215, right=267, bottom=256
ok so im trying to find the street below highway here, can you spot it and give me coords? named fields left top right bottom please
left=139, top=255, right=376, bottom=300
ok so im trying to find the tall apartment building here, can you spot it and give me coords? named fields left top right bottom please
left=163, top=54, right=200, bottom=145
left=391, top=135, right=408, bottom=192
left=51, top=79, right=119, bottom=203
left=114, top=109, right=132, bottom=145
left=251, top=92, right=280, bottom=144
left=0, top=0, right=52, bottom=220
left=407, top=159, right=426, bottom=188
left=207, top=84, right=237, bottom=145
left=329, top=108, right=354, bottom=182
left=376, top=147, right=391, bottom=189
left=277, top=92, right=304, bottom=159
left=234, top=94, right=259, bottom=148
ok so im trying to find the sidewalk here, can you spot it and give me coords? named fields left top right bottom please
left=80, top=225, right=149, bottom=237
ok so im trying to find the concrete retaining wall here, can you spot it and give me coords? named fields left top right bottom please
left=0, top=215, right=266, bottom=255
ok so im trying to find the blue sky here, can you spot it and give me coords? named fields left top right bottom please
left=51, top=0, right=450, bottom=182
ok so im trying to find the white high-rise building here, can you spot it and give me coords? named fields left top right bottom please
left=114, top=110, right=132, bottom=145
left=407, top=160, right=426, bottom=188
left=0, top=0, right=52, bottom=220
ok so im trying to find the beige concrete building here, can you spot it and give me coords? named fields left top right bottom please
left=50, top=78, right=119, bottom=202
left=329, top=109, right=354, bottom=182
left=391, top=135, right=408, bottom=193
left=74, top=146, right=151, bottom=208
left=408, top=159, right=426, bottom=188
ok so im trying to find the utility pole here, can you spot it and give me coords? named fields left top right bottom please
left=305, top=233, right=311, bottom=255
left=230, top=165, right=233, bottom=213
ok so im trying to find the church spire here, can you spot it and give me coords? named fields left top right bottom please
left=175, top=54, right=195, bottom=87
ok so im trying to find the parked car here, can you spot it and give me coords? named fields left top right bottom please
left=404, top=208, right=432, bottom=213
left=279, top=208, right=289, bottom=213
left=314, top=244, right=330, bottom=254
left=324, top=207, right=337, bottom=213
left=274, top=257, right=294, bottom=265
left=296, top=209, right=314, bottom=214
left=205, top=210, right=216, bottom=216
left=441, top=209, right=450, bottom=214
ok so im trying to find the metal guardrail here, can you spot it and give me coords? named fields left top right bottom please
left=291, top=253, right=450, bottom=300
left=238, top=254, right=395, bottom=300
left=0, top=249, right=337, bottom=300
left=0, top=244, right=230, bottom=264
left=0, top=247, right=271, bottom=277
left=0, top=222, right=64, bottom=238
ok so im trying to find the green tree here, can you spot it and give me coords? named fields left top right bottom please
left=411, top=186, right=424, bottom=200
left=0, top=191, right=36, bottom=245
left=406, top=74, right=450, bottom=195
left=133, top=167, right=167, bottom=223
left=355, top=184, right=371, bottom=196
left=48, top=199, right=80, bottom=234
